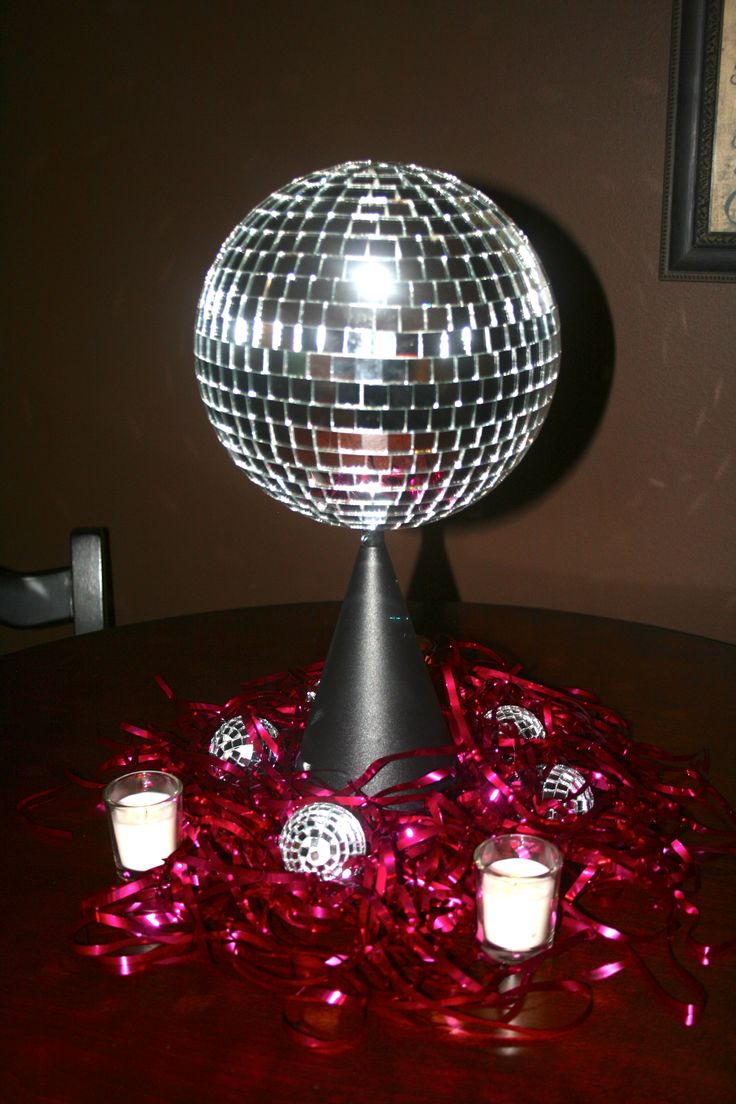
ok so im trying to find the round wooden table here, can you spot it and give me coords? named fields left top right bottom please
left=1, top=603, right=734, bottom=1103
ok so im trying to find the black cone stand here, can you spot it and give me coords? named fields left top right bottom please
left=296, top=530, right=452, bottom=797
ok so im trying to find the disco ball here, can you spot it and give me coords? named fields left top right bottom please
left=278, top=802, right=367, bottom=881
left=195, top=161, right=560, bottom=530
left=541, top=764, right=594, bottom=817
left=487, top=704, right=546, bottom=741
left=209, top=715, right=278, bottom=769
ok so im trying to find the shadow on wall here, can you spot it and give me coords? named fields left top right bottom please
left=408, top=185, right=616, bottom=606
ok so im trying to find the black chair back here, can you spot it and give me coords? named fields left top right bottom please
left=0, top=528, right=114, bottom=634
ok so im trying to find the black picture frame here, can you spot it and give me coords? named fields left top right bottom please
left=661, top=0, right=736, bottom=280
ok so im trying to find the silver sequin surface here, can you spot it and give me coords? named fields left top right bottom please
left=488, top=705, right=546, bottom=741
left=209, top=715, right=278, bottom=769
left=541, top=764, right=595, bottom=816
left=195, top=161, right=560, bottom=530
left=278, top=801, right=367, bottom=881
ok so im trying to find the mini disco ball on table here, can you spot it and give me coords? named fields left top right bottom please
left=194, top=161, right=560, bottom=797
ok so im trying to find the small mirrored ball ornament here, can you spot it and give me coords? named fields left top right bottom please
left=487, top=705, right=546, bottom=741
left=195, top=161, right=560, bottom=530
left=209, top=715, right=278, bottom=770
left=278, top=802, right=367, bottom=881
left=541, top=764, right=595, bottom=817
left=305, top=680, right=320, bottom=704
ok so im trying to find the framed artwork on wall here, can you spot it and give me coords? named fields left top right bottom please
left=661, top=0, right=736, bottom=279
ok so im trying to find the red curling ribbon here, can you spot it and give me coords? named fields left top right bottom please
left=62, top=638, right=736, bottom=1045
left=18, top=784, right=78, bottom=839
left=18, top=769, right=105, bottom=838
left=283, top=987, right=368, bottom=1050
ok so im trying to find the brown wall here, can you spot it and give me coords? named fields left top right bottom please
left=2, top=0, right=734, bottom=654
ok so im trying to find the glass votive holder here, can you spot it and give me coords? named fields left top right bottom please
left=103, top=770, right=183, bottom=880
left=474, top=834, right=562, bottom=964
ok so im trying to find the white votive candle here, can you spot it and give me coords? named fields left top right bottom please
left=475, top=835, right=562, bottom=963
left=482, top=857, right=553, bottom=952
left=103, top=771, right=182, bottom=878
left=113, top=791, right=179, bottom=872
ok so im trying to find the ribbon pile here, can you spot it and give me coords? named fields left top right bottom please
left=66, top=638, right=735, bottom=1047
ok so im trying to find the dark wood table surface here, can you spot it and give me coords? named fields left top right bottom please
left=1, top=602, right=734, bottom=1104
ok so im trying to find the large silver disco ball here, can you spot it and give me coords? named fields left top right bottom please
left=195, top=161, right=560, bottom=529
